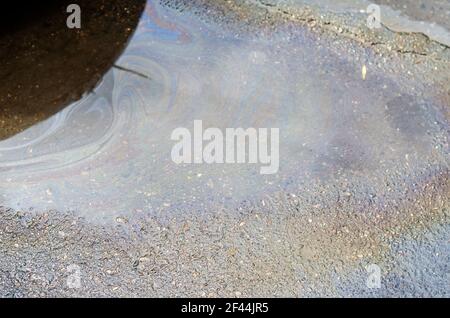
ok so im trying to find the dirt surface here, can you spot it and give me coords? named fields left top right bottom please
left=0, top=0, right=145, bottom=140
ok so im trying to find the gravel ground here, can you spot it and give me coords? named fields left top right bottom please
left=0, top=0, right=449, bottom=298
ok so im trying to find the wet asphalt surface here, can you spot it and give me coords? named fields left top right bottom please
left=0, top=0, right=449, bottom=297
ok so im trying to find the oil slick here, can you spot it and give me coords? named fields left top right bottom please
left=0, top=0, right=448, bottom=222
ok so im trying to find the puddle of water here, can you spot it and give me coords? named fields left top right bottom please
left=0, top=1, right=448, bottom=221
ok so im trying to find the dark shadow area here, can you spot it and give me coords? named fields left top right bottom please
left=0, top=0, right=146, bottom=140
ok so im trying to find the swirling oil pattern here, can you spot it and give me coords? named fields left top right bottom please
left=0, top=0, right=448, bottom=222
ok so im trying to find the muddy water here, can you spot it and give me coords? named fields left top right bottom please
left=0, top=0, right=448, bottom=221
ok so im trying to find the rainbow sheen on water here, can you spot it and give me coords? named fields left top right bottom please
left=0, top=1, right=448, bottom=221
